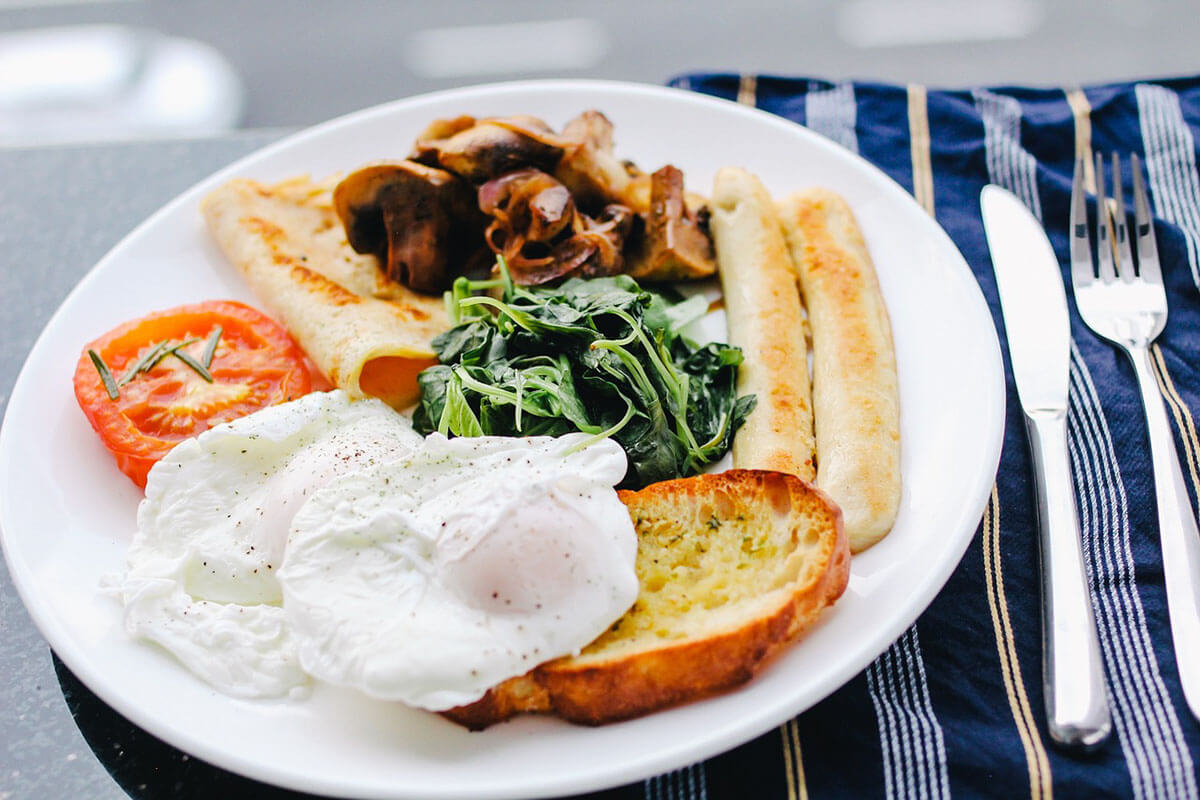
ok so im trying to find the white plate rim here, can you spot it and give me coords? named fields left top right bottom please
left=0, top=78, right=1006, bottom=799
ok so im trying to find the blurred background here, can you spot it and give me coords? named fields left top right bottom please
left=0, top=0, right=1194, bottom=145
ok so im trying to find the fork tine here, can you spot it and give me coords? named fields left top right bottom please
left=1094, top=151, right=1117, bottom=283
left=1071, top=154, right=1095, bottom=288
left=1111, top=153, right=1136, bottom=282
left=1131, top=152, right=1163, bottom=286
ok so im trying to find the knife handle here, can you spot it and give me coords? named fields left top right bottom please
left=1025, top=409, right=1111, bottom=749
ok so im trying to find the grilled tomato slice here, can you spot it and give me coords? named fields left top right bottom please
left=73, top=300, right=315, bottom=488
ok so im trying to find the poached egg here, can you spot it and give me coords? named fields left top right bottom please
left=113, top=391, right=638, bottom=710
left=279, top=432, right=637, bottom=711
left=113, top=390, right=423, bottom=698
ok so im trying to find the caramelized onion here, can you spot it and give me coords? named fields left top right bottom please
left=477, top=167, right=636, bottom=285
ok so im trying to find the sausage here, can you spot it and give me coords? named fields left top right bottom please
left=710, top=168, right=816, bottom=482
left=776, top=188, right=900, bottom=552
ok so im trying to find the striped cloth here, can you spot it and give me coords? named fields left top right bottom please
left=572, top=75, right=1200, bottom=800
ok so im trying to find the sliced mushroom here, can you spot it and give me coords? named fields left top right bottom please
left=561, top=109, right=614, bottom=151
left=410, top=115, right=477, bottom=167
left=333, top=160, right=485, bottom=294
left=554, top=110, right=635, bottom=210
left=626, top=165, right=717, bottom=281
left=622, top=173, right=652, bottom=215
left=620, top=173, right=705, bottom=218
left=495, top=114, right=560, bottom=138
left=416, top=115, right=565, bottom=183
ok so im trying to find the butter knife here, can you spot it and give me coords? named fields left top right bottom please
left=981, top=185, right=1111, bottom=749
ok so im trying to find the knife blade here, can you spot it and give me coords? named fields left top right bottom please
left=981, top=185, right=1111, bottom=750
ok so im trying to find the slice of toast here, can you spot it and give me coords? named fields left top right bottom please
left=443, top=469, right=850, bottom=729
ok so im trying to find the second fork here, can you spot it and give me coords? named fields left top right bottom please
left=1070, top=151, right=1200, bottom=722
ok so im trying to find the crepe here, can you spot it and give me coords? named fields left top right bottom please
left=202, top=177, right=448, bottom=408
left=709, top=167, right=817, bottom=482
left=777, top=188, right=901, bottom=552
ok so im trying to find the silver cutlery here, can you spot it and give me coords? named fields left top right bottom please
left=982, top=184, right=1112, bottom=749
left=1070, top=151, right=1200, bottom=722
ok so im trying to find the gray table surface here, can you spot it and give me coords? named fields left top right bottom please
left=0, top=132, right=343, bottom=800
left=6, top=0, right=1200, bottom=132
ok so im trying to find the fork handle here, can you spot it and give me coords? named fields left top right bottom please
left=1025, top=410, right=1112, bottom=748
left=1127, top=344, right=1200, bottom=721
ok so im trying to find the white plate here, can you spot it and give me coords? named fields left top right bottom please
left=0, top=80, right=1005, bottom=799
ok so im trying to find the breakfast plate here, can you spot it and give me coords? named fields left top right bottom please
left=0, top=80, right=1005, bottom=799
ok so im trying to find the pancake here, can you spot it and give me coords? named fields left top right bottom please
left=202, top=177, right=448, bottom=408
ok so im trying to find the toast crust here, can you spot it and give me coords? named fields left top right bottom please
left=443, top=470, right=849, bottom=729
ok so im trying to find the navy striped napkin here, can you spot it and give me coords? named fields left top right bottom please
left=573, top=75, right=1200, bottom=800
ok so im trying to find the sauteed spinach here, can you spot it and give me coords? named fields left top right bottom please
left=413, top=259, right=755, bottom=488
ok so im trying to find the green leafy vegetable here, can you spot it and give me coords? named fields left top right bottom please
left=414, top=258, right=756, bottom=488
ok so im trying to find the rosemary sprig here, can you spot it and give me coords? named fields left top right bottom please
left=118, top=337, right=201, bottom=386
left=118, top=340, right=169, bottom=386
left=149, top=337, right=200, bottom=370
left=200, top=325, right=223, bottom=369
left=94, top=335, right=214, bottom=401
left=172, top=348, right=214, bottom=383
left=88, top=349, right=120, bottom=400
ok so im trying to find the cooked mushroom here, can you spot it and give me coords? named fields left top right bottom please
left=415, top=115, right=565, bottom=183
left=333, top=160, right=485, bottom=294
left=554, top=110, right=635, bottom=210
left=373, top=112, right=716, bottom=287
left=626, top=165, right=717, bottom=281
left=410, top=115, right=477, bottom=166
left=562, top=109, right=613, bottom=151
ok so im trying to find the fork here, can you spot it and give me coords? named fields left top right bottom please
left=1070, top=151, right=1200, bottom=721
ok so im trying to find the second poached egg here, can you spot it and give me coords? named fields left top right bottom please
left=279, top=433, right=638, bottom=711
